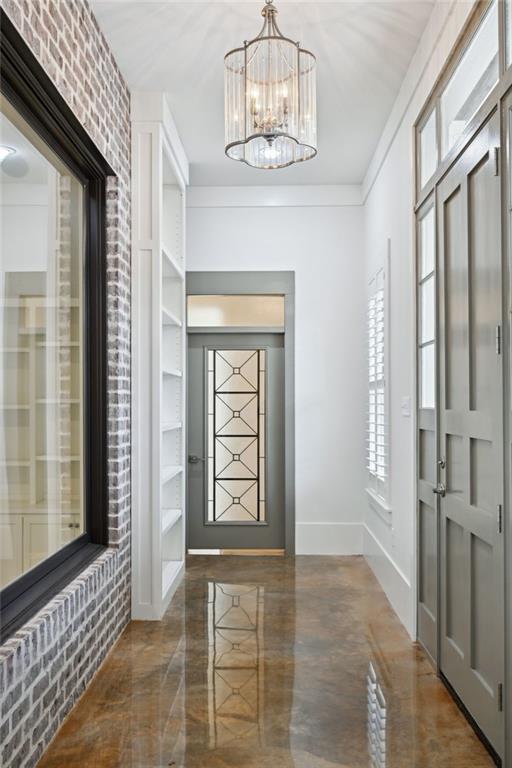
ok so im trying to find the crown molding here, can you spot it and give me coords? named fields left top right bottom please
left=187, top=184, right=363, bottom=208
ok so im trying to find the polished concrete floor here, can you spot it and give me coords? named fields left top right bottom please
left=39, top=556, right=495, bottom=767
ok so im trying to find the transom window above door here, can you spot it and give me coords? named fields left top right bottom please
left=188, top=295, right=284, bottom=328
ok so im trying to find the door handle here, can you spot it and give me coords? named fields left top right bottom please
left=188, top=454, right=206, bottom=464
left=433, top=483, right=446, bottom=498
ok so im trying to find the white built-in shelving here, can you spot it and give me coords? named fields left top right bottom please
left=131, top=92, right=188, bottom=620
left=0, top=292, right=83, bottom=587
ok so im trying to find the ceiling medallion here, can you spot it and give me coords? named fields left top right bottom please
left=224, top=0, right=317, bottom=170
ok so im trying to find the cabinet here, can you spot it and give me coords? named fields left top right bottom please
left=131, top=93, right=188, bottom=620
left=0, top=512, right=79, bottom=587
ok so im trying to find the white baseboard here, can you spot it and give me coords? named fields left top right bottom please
left=363, top=524, right=414, bottom=638
left=296, top=522, right=364, bottom=555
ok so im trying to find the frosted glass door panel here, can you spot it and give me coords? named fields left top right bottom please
left=420, top=344, right=435, bottom=409
left=207, top=349, right=266, bottom=523
left=420, top=208, right=435, bottom=279
left=420, top=276, right=435, bottom=344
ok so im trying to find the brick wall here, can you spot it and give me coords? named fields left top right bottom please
left=0, top=1, right=131, bottom=766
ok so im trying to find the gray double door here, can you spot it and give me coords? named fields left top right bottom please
left=187, top=332, right=285, bottom=550
left=437, top=111, right=504, bottom=753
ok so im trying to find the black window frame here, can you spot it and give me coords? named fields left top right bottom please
left=0, top=10, right=111, bottom=642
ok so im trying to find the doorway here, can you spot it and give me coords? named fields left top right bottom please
left=186, top=272, right=295, bottom=554
left=188, top=333, right=285, bottom=550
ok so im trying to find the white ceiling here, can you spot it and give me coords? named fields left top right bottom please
left=91, top=0, right=435, bottom=186
left=0, top=113, right=49, bottom=184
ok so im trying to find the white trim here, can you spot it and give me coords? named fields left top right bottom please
left=131, top=92, right=189, bottom=187
left=363, top=524, right=414, bottom=638
left=365, top=487, right=392, bottom=526
left=187, top=185, right=363, bottom=209
left=296, top=522, right=363, bottom=555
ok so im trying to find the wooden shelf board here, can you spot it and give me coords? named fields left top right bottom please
left=161, top=465, right=183, bottom=484
left=161, top=307, right=182, bottom=327
left=8, top=501, right=81, bottom=515
left=0, top=299, right=79, bottom=308
left=37, top=342, right=79, bottom=348
left=161, top=421, right=182, bottom=432
left=162, top=559, right=183, bottom=600
left=162, top=508, right=182, bottom=535
left=162, top=367, right=182, bottom=378
left=0, top=460, right=30, bottom=467
left=36, top=399, right=80, bottom=405
left=162, top=246, right=184, bottom=280
left=36, top=455, right=80, bottom=462
left=0, top=404, right=30, bottom=410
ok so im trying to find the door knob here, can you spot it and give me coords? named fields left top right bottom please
left=433, top=483, right=446, bottom=498
left=188, top=454, right=205, bottom=464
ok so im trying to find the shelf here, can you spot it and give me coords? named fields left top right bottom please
left=0, top=348, right=30, bottom=353
left=36, top=399, right=80, bottom=405
left=0, top=299, right=79, bottom=308
left=161, top=465, right=182, bottom=485
left=37, top=342, right=79, bottom=348
left=162, top=366, right=182, bottom=378
left=6, top=501, right=81, bottom=515
left=162, top=246, right=184, bottom=281
left=36, top=455, right=80, bottom=462
left=162, top=559, right=182, bottom=599
left=0, top=404, right=30, bottom=410
left=131, top=105, right=186, bottom=620
left=162, top=508, right=182, bottom=535
left=0, top=460, right=30, bottom=467
left=162, top=421, right=182, bottom=432
left=162, top=307, right=182, bottom=327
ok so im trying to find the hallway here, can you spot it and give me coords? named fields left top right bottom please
left=39, top=556, right=492, bottom=768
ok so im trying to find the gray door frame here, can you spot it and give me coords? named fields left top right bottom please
left=503, top=86, right=512, bottom=768
left=186, top=271, right=295, bottom=555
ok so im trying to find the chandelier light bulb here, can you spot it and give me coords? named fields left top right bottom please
left=224, top=0, right=317, bottom=169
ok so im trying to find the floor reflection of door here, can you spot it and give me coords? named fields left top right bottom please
left=184, top=568, right=296, bottom=766
left=207, top=583, right=264, bottom=748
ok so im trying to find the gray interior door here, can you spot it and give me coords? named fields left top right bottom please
left=437, top=111, right=504, bottom=755
left=187, top=333, right=285, bottom=550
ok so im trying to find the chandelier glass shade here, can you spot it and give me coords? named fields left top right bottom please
left=224, top=0, right=317, bottom=169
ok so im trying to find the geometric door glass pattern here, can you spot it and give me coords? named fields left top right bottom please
left=207, top=349, right=266, bottom=522
left=207, top=582, right=264, bottom=748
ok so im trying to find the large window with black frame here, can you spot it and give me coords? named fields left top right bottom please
left=0, top=11, right=109, bottom=640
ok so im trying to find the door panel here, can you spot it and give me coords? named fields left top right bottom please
left=437, top=111, right=504, bottom=755
left=188, top=333, right=284, bottom=550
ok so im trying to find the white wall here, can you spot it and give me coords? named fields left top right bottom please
left=187, top=186, right=367, bottom=554
left=1, top=184, right=48, bottom=273
left=362, top=0, right=476, bottom=636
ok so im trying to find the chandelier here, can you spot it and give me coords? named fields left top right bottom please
left=224, top=0, right=317, bottom=170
